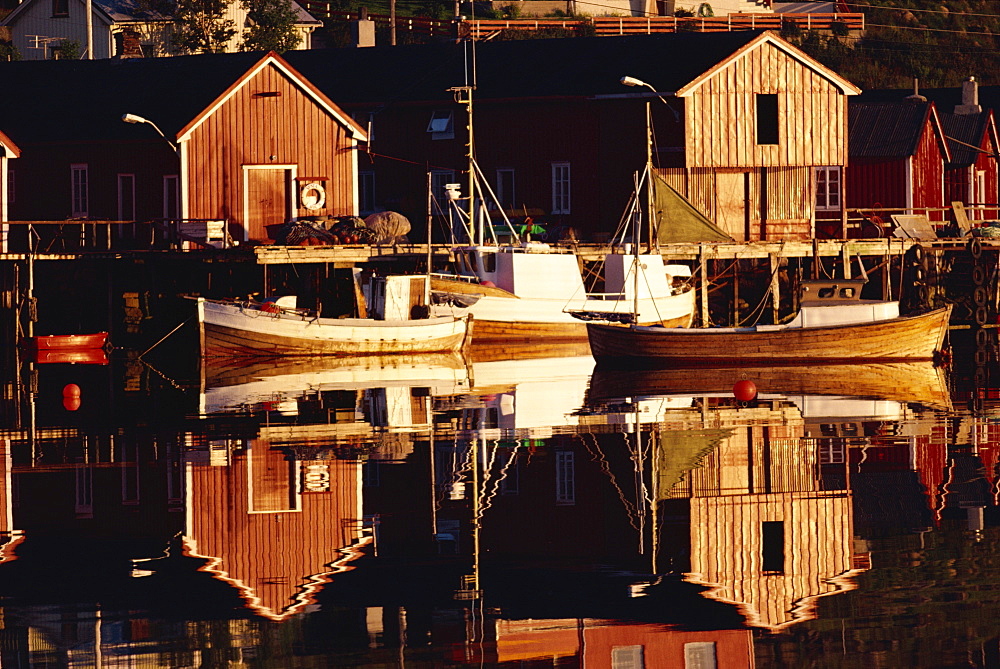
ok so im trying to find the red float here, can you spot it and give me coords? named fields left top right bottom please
left=62, top=383, right=81, bottom=398
left=733, top=379, right=757, bottom=402
left=63, top=396, right=81, bottom=411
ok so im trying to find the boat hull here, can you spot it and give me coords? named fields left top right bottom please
left=198, top=299, right=471, bottom=357
left=21, top=332, right=108, bottom=350
left=432, top=276, right=694, bottom=342
left=587, top=305, right=952, bottom=365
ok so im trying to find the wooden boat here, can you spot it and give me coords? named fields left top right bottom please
left=197, top=297, right=471, bottom=357
left=21, top=332, right=108, bottom=351
left=431, top=246, right=694, bottom=342
left=589, top=360, right=952, bottom=411
left=29, top=348, right=109, bottom=365
left=587, top=279, right=952, bottom=366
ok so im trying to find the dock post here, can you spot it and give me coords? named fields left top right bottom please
left=841, top=243, right=852, bottom=279
left=699, top=245, right=709, bottom=326
left=769, top=253, right=780, bottom=324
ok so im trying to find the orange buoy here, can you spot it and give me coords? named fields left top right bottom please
left=63, top=395, right=81, bottom=411
left=733, top=379, right=757, bottom=402
left=63, top=383, right=81, bottom=398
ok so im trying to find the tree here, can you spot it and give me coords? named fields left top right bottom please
left=240, top=0, right=301, bottom=53
left=171, top=0, right=237, bottom=54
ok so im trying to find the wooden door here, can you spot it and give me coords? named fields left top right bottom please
left=715, top=171, right=750, bottom=241
left=246, top=168, right=290, bottom=242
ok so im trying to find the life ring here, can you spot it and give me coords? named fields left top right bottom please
left=300, top=182, right=326, bottom=211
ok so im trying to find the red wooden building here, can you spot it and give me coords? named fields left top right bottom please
left=940, top=78, right=1000, bottom=222
left=844, top=98, right=951, bottom=225
left=0, top=51, right=366, bottom=245
left=0, top=129, right=18, bottom=226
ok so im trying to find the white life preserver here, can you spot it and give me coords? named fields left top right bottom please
left=300, top=182, right=326, bottom=210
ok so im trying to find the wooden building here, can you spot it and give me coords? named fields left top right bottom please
left=0, top=0, right=320, bottom=60
left=0, top=51, right=366, bottom=245
left=0, top=129, right=18, bottom=225
left=940, top=79, right=1000, bottom=221
left=184, top=442, right=369, bottom=620
left=285, top=31, right=860, bottom=243
left=843, top=98, right=951, bottom=225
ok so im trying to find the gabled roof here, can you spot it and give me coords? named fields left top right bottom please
left=1, top=0, right=319, bottom=26
left=0, top=130, right=20, bottom=159
left=849, top=100, right=951, bottom=162
left=939, top=110, right=998, bottom=168
left=0, top=51, right=364, bottom=145
left=285, top=31, right=819, bottom=105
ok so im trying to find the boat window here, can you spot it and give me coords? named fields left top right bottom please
left=468, top=252, right=478, bottom=273
left=839, top=287, right=856, bottom=298
left=482, top=251, right=496, bottom=273
left=817, top=286, right=835, bottom=298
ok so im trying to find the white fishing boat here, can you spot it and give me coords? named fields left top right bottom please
left=195, top=275, right=471, bottom=357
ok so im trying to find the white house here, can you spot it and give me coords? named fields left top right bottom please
left=0, top=0, right=321, bottom=59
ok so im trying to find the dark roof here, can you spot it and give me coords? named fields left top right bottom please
left=283, top=31, right=766, bottom=105
left=938, top=111, right=991, bottom=167
left=848, top=100, right=933, bottom=159
left=0, top=52, right=269, bottom=144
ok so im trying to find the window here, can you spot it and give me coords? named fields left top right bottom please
left=427, top=110, right=454, bottom=140
left=612, top=645, right=645, bottom=669
left=551, top=162, right=571, bottom=215
left=815, top=166, right=841, bottom=210
left=495, top=168, right=515, bottom=211
left=52, top=0, right=68, bottom=16
left=118, top=174, right=135, bottom=221
left=163, top=175, right=179, bottom=220
left=755, top=93, right=779, bottom=145
left=71, top=164, right=88, bottom=218
left=360, top=171, right=375, bottom=214
left=762, top=520, right=785, bottom=573
left=430, top=170, right=456, bottom=210
left=684, top=642, right=717, bottom=669
left=556, top=451, right=575, bottom=505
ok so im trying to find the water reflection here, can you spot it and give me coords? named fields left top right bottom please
left=3, top=344, right=1000, bottom=665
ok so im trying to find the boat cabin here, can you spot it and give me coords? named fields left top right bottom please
left=790, top=279, right=899, bottom=328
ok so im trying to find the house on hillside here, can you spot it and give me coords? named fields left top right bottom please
left=837, top=99, right=950, bottom=234
left=0, top=0, right=320, bottom=59
left=0, top=51, right=366, bottom=245
left=286, top=30, right=860, bottom=242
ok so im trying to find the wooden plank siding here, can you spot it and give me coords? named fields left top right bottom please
left=185, top=63, right=360, bottom=243
left=912, top=121, right=947, bottom=220
left=185, top=445, right=366, bottom=621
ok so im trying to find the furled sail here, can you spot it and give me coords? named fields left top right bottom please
left=653, top=173, right=732, bottom=243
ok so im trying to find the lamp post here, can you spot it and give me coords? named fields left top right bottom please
left=121, top=113, right=178, bottom=154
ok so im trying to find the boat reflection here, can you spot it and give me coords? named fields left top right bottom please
left=5, top=346, right=1000, bottom=665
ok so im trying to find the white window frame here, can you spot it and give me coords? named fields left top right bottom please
left=815, top=166, right=841, bottom=211
left=360, top=170, right=375, bottom=215
left=163, top=175, right=179, bottom=220
left=494, top=168, right=515, bottom=211
left=612, top=645, right=645, bottom=669
left=430, top=170, right=456, bottom=210
left=551, top=162, right=571, bottom=215
left=117, top=173, right=135, bottom=221
left=555, top=451, right=575, bottom=505
left=427, top=110, right=454, bottom=140
left=71, top=164, right=88, bottom=218
left=683, top=642, right=717, bottom=669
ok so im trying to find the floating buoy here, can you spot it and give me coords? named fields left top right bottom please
left=63, top=395, right=81, bottom=411
left=733, top=379, right=757, bottom=402
left=481, top=280, right=496, bottom=288
left=62, top=383, right=81, bottom=398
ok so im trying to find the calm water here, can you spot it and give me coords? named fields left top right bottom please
left=1, top=337, right=997, bottom=668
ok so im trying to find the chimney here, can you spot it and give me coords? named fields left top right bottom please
left=956, top=76, right=982, bottom=115
left=905, top=77, right=926, bottom=102
left=352, top=7, right=376, bottom=47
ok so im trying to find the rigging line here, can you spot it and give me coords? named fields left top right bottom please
left=842, top=1, right=1000, bottom=19
left=863, top=21, right=1000, bottom=37
left=577, top=432, right=643, bottom=527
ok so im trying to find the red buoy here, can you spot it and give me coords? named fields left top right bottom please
left=733, top=379, right=757, bottom=402
left=481, top=280, right=496, bottom=288
left=63, top=383, right=81, bottom=398
left=63, top=396, right=81, bottom=411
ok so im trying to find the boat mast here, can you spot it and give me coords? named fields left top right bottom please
left=645, top=101, right=655, bottom=253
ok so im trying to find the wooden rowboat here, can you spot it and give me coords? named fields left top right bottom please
left=197, top=298, right=471, bottom=357
left=586, top=280, right=952, bottom=366
left=21, top=332, right=108, bottom=351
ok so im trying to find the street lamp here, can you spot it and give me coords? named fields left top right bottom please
left=122, top=113, right=178, bottom=154
left=620, top=76, right=680, bottom=122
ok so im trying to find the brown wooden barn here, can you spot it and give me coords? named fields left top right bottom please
left=842, top=98, right=951, bottom=228
left=286, top=31, right=860, bottom=243
left=0, top=52, right=367, bottom=245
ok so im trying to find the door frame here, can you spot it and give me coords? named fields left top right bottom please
left=242, top=164, right=297, bottom=242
